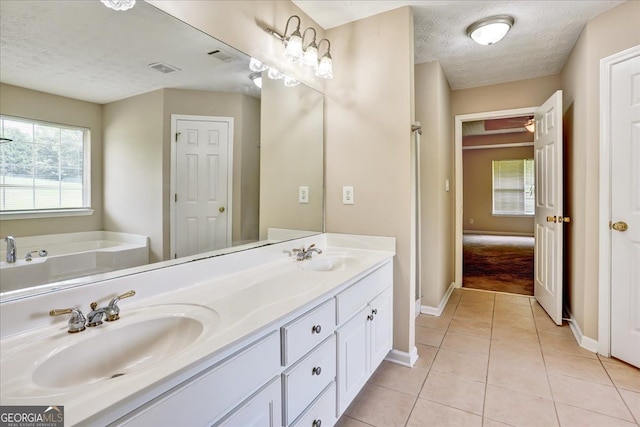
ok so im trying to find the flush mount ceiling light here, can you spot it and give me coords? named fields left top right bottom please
left=466, top=15, right=514, bottom=46
left=525, top=119, right=535, bottom=133
left=249, top=72, right=262, bottom=89
left=100, top=0, right=135, bottom=11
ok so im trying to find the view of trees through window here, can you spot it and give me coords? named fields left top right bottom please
left=0, top=116, right=87, bottom=211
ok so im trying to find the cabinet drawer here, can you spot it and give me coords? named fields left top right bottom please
left=121, top=331, right=280, bottom=427
left=336, top=262, right=392, bottom=325
left=283, top=335, right=336, bottom=426
left=281, top=298, right=335, bottom=366
left=215, top=376, right=282, bottom=427
left=291, top=382, right=337, bottom=427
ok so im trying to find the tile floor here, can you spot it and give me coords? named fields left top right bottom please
left=336, top=288, right=640, bottom=427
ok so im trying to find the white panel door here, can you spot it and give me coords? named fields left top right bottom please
left=610, top=52, right=640, bottom=368
left=534, top=90, right=564, bottom=325
left=175, top=117, right=231, bottom=257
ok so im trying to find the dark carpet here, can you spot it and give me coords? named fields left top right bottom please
left=463, top=234, right=534, bottom=296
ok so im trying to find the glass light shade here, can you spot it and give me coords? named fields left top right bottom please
left=284, top=76, right=300, bottom=87
left=467, top=16, right=513, bottom=46
left=249, top=58, right=269, bottom=72
left=100, top=0, right=136, bottom=11
left=267, top=67, right=284, bottom=80
left=283, top=33, right=303, bottom=61
left=315, top=56, right=333, bottom=79
left=249, top=72, right=262, bottom=89
left=303, top=46, right=319, bottom=70
left=525, top=120, right=535, bottom=133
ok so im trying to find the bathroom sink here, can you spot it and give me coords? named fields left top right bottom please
left=302, top=255, right=359, bottom=272
left=30, top=305, right=219, bottom=389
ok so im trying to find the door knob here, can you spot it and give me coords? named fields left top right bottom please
left=546, top=216, right=556, bottom=223
left=611, top=221, right=628, bottom=232
left=218, top=207, right=225, bottom=213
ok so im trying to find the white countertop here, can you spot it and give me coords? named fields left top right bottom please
left=0, top=234, right=395, bottom=426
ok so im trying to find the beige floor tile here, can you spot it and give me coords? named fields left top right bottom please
left=461, top=289, right=496, bottom=301
left=539, top=331, right=598, bottom=359
left=494, top=301, right=533, bottom=317
left=555, top=402, right=638, bottom=426
left=406, top=399, right=483, bottom=427
left=419, top=370, right=486, bottom=415
left=441, top=303, right=458, bottom=320
left=491, top=324, right=540, bottom=347
left=482, top=418, right=514, bottom=427
left=543, top=350, right=613, bottom=385
left=489, top=339, right=544, bottom=366
left=495, top=293, right=533, bottom=306
left=619, top=389, right=640, bottom=423
left=415, top=325, right=445, bottom=347
left=416, top=313, right=451, bottom=330
left=335, top=415, right=375, bottom=427
left=548, top=373, right=634, bottom=421
left=457, top=299, right=495, bottom=312
left=454, top=306, right=494, bottom=323
left=414, top=343, right=438, bottom=370
left=441, top=331, right=491, bottom=357
left=487, top=357, right=552, bottom=398
left=602, top=361, right=640, bottom=393
left=431, top=348, right=488, bottom=382
left=344, top=383, right=415, bottom=427
left=535, top=318, right=573, bottom=336
left=448, top=318, right=493, bottom=339
left=484, top=384, right=558, bottom=427
left=368, top=361, right=428, bottom=396
left=493, top=312, right=537, bottom=331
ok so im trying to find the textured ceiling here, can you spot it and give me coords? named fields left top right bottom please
left=292, top=0, right=625, bottom=89
left=0, top=1, right=259, bottom=104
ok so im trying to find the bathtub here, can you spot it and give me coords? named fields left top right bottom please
left=0, top=231, right=149, bottom=293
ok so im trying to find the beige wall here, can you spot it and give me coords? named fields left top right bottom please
left=239, top=95, right=261, bottom=243
left=561, top=0, right=640, bottom=339
left=325, top=7, right=416, bottom=355
left=463, top=146, right=535, bottom=235
left=0, top=83, right=103, bottom=236
left=415, top=61, right=454, bottom=308
left=260, top=76, right=323, bottom=238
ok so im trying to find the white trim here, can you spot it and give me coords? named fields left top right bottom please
left=598, top=44, right=640, bottom=357
left=566, top=308, right=599, bottom=353
left=385, top=347, right=419, bottom=367
left=463, top=230, right=534, bottom=237
left=170, top=114, right=234, bottom=258
left=420, top=282, right=456, bottom=316
left=455, top=107, right=537, bottom=286
left=0, top=208, right=95, bottom=220
left=462, top=142, right=534, bottom=150
left=415, top=298, right=421, bottom=319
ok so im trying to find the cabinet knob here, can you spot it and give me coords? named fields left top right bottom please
left=312, top=366, right=322, bottom=376
left=312, top=420, right=322, bottom=427
left=311, top=324, right=322, bottom=334
left=371, top=309, right=378, bottom=315
left=367, top=314, right=374, bottom=321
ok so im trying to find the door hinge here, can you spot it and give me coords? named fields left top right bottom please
left=174, top=193, right=177, bottom=202
left=174, top=253, right=177, bottom=259
left=175, top=132, right=181, bottom=142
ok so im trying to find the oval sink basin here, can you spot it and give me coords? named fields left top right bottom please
left=31, top=306, right=218, bottom=389
left=302, top=255, right=359, bottom=272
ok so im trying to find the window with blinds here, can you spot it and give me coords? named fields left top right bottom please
left=492, top=159, right=535, bottom=215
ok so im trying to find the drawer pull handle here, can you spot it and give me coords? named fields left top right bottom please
left=312, top=366, right=322, bottom=376
left=311, top=324, right=322, bottom=334
left=312, top=420, right=322, bottom=427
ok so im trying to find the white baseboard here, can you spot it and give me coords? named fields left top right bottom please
left=420, top=282, right=455, bottom=316
left=385, top=346, right=419, bottom=367
left=565, top=308, right=599, bottom=353
left=463, top=230, right=534, bottom=237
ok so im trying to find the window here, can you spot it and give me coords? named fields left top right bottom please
left=0, top=115, right=90, bottom=215
left=492, top=159, right=535, bottom=215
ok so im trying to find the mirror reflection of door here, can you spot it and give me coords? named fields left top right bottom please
left=173, top=115, right=233, bottom=258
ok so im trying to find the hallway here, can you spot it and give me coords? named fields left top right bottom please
left=336, top=289, right=640, bottom=426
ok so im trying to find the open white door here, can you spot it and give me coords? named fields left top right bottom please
left=173, top=115, right=233, bottom=258
left=534, top=90, right=565, bottom=325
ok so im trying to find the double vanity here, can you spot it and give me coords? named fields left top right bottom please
left=0, top=233, right=395, bottom=426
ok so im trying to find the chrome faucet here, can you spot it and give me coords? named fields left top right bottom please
left=49, top=307, right=86, bottom=333
left=86, top=302, right=107, bottom=327
left=293, top=243, right=323, bottom=261
left=4, top=236, right=16, bottom=263
left=103, top=290, right=136, bottom=322
left=25, top=249, right=48, bottom=261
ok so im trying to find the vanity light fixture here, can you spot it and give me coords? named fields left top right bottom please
left=100, top=0, right=136, bottom=11
left=265, top=16, right=334, bottom=79
left=466, top=15, right=514, bottom=46
left=249, top=72, right=263, bottom=89
left=249, top=57, right=269, bottom=72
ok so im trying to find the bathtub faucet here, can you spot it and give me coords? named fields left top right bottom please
left=25, top=249, right=48, bottom=261
left=4, top=236, right=16, bottom=263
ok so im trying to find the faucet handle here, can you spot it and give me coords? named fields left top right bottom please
left=49, top=308, right=86, bottom=333
left=105, top=290, right=136, bottom=321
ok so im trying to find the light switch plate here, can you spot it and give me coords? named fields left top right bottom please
left=299, top=186, right=309, bottom=204
left=343, top=186, right=354, bottom=205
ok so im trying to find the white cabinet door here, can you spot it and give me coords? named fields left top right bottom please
left=216, top=377, right=282, bottom=427
left=369, top=287, right=393, bottom=370
left=336, top=306, right=370, bottom=415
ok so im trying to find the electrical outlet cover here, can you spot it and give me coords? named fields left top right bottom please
left=343, top=186, right=354, bottom=205
left=299, top=186, right=309, bottom=204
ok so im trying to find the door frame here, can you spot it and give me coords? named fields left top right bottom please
left=597, top=44, right=640, bottom=356
left=169, top=114, right=234, bottom=259
left=454, top=107, right=537, bottom=287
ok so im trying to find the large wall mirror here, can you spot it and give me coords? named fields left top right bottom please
left=0, top=0, right=324, bottom=301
